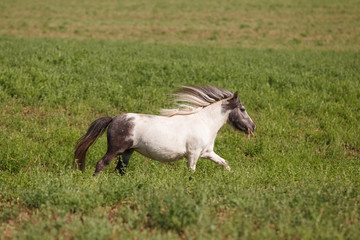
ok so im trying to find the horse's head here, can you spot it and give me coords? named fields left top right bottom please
left=223, top=91, right=256, bottom=134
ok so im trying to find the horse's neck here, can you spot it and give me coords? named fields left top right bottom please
left=196, top=101, right=229, bottom=133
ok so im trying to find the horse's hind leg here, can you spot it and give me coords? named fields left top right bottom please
left=116, top=149, right=134, bottom=175
left=94, top=114, right=135, bottom=176
left=94, top=151, right=118, bottom=176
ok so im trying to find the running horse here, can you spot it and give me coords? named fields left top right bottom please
left=74, top=85, right=256, bottom=176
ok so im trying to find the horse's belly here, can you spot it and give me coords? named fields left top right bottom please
left=133, top=140, right=186, bottom=162
left=134, top=146, right=185, bottom=162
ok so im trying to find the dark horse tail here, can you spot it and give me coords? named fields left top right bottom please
left=74, top=116, right=113, bottom=171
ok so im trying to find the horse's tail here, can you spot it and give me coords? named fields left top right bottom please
left=74, top=116, right=113, bottom=171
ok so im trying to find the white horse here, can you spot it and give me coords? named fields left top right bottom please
left=74, top=85, right=256, bottom=176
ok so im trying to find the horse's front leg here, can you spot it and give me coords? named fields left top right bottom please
left=186, top=150, right=201, bottom=172
left=201, top=151, right=231, bottom=171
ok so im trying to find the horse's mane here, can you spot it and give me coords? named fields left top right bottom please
left=160, top=85, right=233, bottom=117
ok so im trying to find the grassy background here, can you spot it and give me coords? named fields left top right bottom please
left=1, top=0, right=359, bottom=50
left=1, top=0, right=360, bottom=239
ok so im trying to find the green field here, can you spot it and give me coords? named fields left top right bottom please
left=1, top=0, right=360, bottom=50
left=1, top=0, right=360, bottom=239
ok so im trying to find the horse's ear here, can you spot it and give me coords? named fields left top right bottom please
left=224, top=91, right=239, bottom=110
left=232, top=91, right=238, bottom=99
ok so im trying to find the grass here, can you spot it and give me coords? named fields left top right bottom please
left=0, top=0, right=359, bottom=50
left=0, top=36, right=359, bottom=239
left=1, top=0, right=360, bottom=239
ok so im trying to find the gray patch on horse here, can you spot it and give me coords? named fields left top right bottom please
left=107, top=115, right=135, bottom=153
left=93, top=115, right=136, bottom=176
left=228, top=109, right=255, bottom=134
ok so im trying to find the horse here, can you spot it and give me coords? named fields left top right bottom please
left=74, top=85, right=256, bottom=176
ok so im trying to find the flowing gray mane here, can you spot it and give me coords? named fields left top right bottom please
left=161, top=85, right=233, bottom=116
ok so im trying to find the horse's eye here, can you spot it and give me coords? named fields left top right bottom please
left=240, top=106, right=245, bottom=112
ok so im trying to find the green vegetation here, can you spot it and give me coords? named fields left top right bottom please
left=1, top=0, right=360, bottom=239
left=1, top=36, right=359, bottom=239
left=1, top=0, right=359, bottom=50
